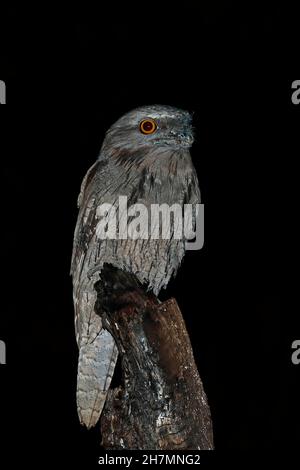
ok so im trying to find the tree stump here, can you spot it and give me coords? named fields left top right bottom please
left=95, top=264, right=214, bottom=450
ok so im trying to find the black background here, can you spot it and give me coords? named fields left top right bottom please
left=0, top=2, right=298, bottom=465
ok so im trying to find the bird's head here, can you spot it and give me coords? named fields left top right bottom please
left=101, top=105, right=194, bottom=157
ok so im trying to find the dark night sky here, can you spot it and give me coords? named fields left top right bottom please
left=0, top=3, right=298, bottom=464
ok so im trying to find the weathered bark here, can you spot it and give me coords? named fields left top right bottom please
left=95, top=265, right=214, bottom=450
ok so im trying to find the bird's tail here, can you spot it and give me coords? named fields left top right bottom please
left=76, top=329, right=118, bottom=428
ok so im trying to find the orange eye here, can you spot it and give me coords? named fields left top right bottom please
left=139, top=119, right=157, bottom=134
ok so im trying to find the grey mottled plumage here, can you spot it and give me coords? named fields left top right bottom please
left=71, top=105, right=200, bottom=428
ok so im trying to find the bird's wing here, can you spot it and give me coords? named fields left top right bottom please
left=183, top=166, right=201, bottom=246
left=71, top=159, right=103, bottom=279
left=71, top=159, right=118, bottom=428
left=186, top=166, right=201, bottom=205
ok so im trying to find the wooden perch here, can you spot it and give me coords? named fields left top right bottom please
left=95, top=264, right=214, bottom=450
